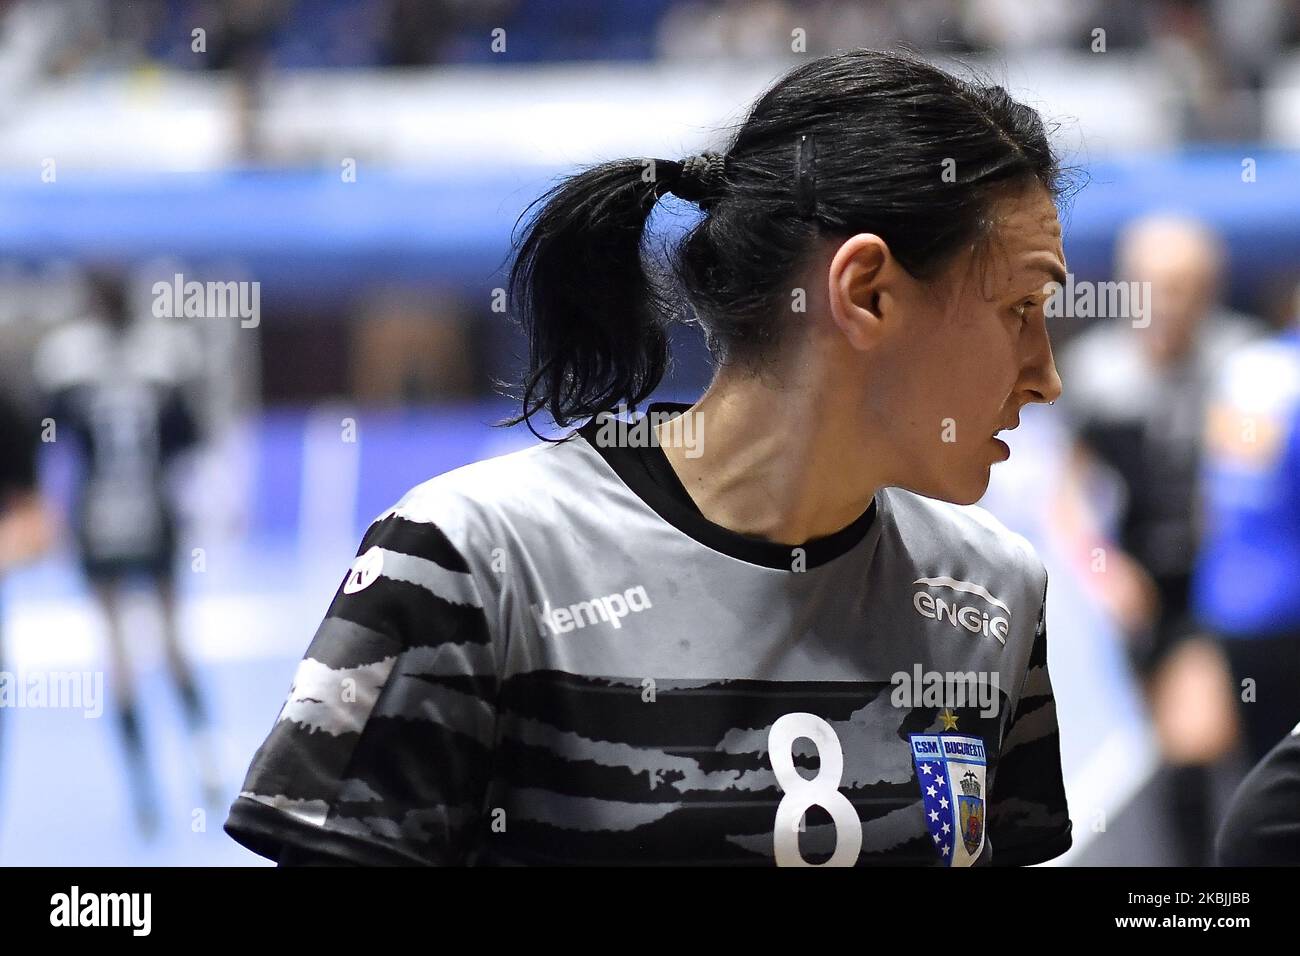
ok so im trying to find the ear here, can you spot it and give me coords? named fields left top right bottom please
left=827, top=234, right=890, bottom=352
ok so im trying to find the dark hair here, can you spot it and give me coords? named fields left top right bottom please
left=503, top=48, right=1069, bottom=433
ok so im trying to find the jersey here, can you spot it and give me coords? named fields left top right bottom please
left=224, top=404, right=1072, bottom=866
left=1194, top=329, right=1300, bottom=636
left=35, top=320, right=199, bottom=576
left=1216, top=719, right=1300, bottom=865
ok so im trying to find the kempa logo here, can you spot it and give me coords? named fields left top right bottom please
left=50, top=886, right=151, bottom=936
left=912, top=577, right=1010, bottom=646
left=532, top=586, right=652, bottom=635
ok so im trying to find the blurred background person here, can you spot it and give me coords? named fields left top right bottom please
left=0, top=387, right=53, bottom=852
left=0, top=392, right=51, bottom=590
left=1052, top=213, right=1264, bottom=865
left=32, top=271, right=217, bottom=837
left=1194, top=280, right=1300, bottom=767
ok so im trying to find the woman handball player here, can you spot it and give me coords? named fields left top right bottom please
left=227, top=48, right=1073, bottom=867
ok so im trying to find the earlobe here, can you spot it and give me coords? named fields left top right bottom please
left=832, top=287, right=882, bottom=353
left=828, top=234, right=888, bottom=352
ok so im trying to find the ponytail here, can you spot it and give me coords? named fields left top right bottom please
left=503, top=158, right=683, bottom=434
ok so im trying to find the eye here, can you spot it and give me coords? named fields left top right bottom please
left=1012, top=298, right=1038, bottom=323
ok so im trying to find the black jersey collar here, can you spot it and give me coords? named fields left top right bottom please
left=577, top=402, right=877, bottom=571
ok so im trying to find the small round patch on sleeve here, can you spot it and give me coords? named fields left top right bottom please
left=343, top=545, right=384, bottom=594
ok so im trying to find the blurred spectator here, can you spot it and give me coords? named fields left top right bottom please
left=350, top=287, right=479, bottom=402
left=1053, top=213, right=1265, bottom=864
left=0, top=0, right=1292, bottom=77
left=385, top=0, right=518, bottom=65
left=961, top=0, right=1100, bottom=52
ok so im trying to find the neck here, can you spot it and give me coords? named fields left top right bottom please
left=657, top=370, right=885, bottom=544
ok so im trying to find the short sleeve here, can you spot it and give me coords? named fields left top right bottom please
left=224, top=510, right=500, bottom=865
left=987, top=575, right=1073, bottom=866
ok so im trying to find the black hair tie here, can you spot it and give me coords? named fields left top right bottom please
left=671, top=151, right=726, bottom=210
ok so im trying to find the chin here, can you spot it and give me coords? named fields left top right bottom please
left=935, top=482, right=986, bottom=507
left=948, top=484, right=988, bottom=506
left=901, top=469, right=990, bottom=507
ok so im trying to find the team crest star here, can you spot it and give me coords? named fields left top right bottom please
left=920, top=763, right=932, bottom=775
left=942, top=822, right=951, bottom=835
left=935, top=774, right=945, bottom=788
left=940, top=709, right=959, bottom=730
left=929, top=809, right=939, bottom=822
left=926, top=785, right=937, bottom=798
left=942, top=844, right=951, bottom=856
left=939, top=796, right=949, bottom=810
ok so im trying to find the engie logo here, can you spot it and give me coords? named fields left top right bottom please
left=532, top=586, right=652, bottom=635
left=912, top=576, right=1010, bottom=646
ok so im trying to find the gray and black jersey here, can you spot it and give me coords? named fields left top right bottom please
left=225, top=404, right=1072, bottom=866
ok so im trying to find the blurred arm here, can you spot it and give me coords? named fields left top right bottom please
left=0, top=489, right=54, bottom=573
left=1049, top=438, right=1160, bottom=639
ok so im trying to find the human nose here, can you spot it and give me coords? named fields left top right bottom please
left=1022, top=316, right=1063, bottom=406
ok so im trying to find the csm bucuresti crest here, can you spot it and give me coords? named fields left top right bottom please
left=909, top=730, right=987, bottom=866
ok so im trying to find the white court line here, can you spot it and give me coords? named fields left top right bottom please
left=4, top=591, right=318, bottom=672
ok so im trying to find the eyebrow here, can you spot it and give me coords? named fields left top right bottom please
left=1024, top=258, right=1068, bottom=289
